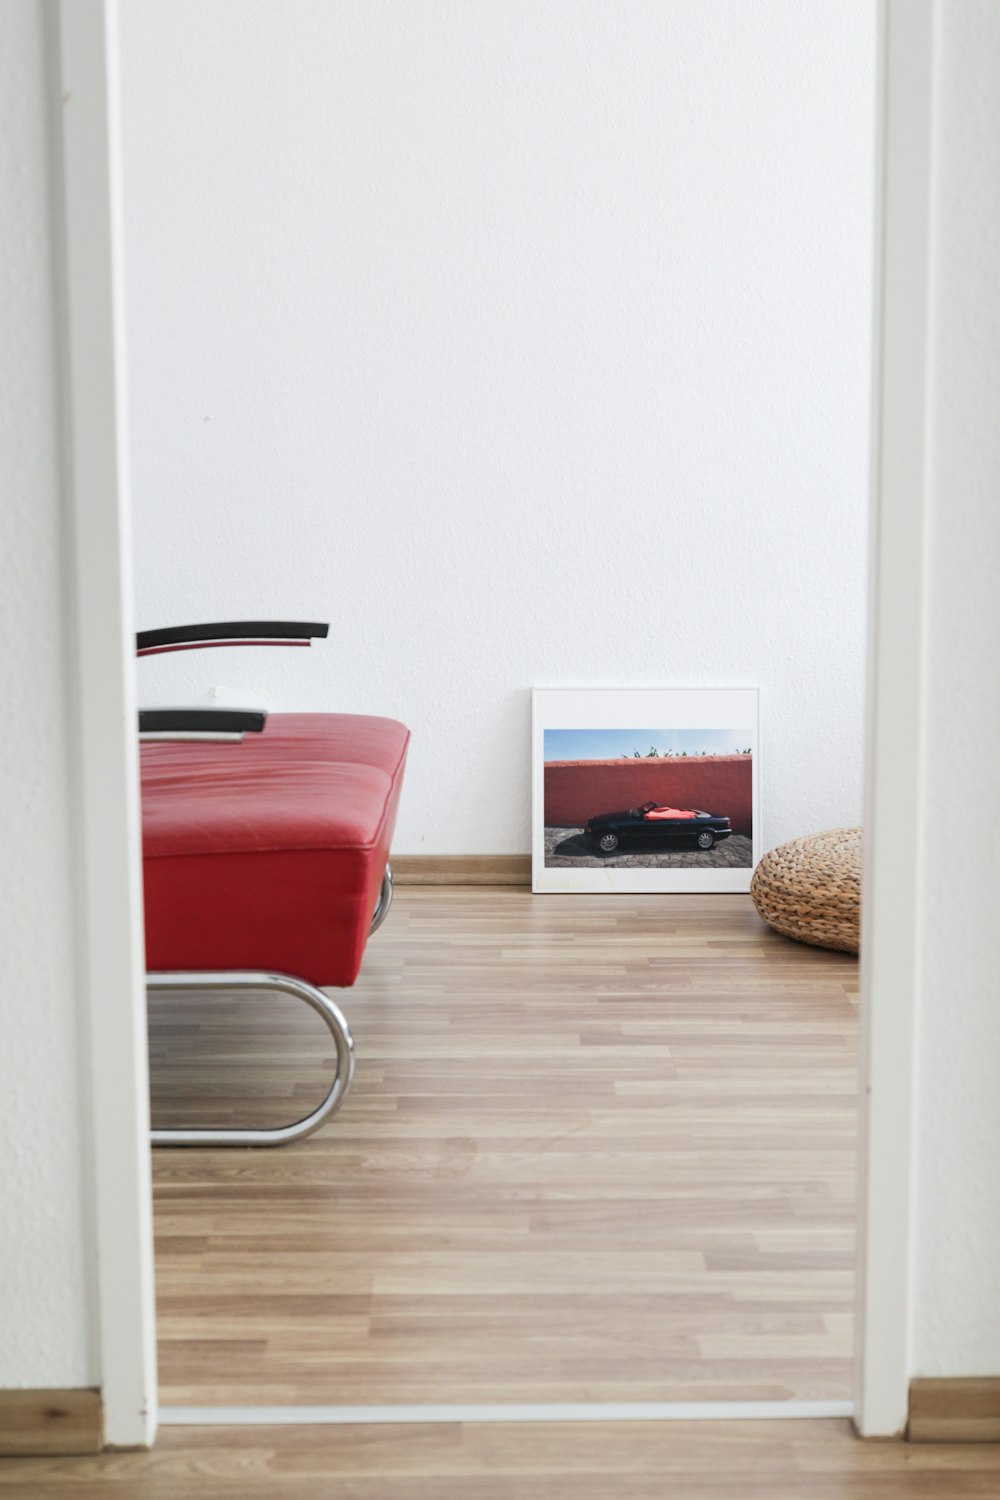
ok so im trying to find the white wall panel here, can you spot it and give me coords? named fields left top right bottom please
left=121, top=1, right=876, bottom=854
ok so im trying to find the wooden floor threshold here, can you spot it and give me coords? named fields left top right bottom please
left=9, top=1419, right=1000, bottom=1498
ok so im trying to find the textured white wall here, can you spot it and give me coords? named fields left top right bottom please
left=0, top=0, right=98, bottom=1387
left=912, top=0, right=1000, bottom=1377
left=121, top=0, right=876, bottom=855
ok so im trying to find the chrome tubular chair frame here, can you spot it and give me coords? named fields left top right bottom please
left=148, top=970, right=355, bottom=1148
left=370, top=862, right=393, bottom=934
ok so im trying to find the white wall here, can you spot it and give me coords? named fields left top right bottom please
left=121, top=1, right=876, bottom=855
left=0, top=0, right=98, bottom=1388
left=912, top=0, right=1000, bottom=1377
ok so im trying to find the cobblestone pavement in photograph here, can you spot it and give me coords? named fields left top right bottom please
left=544, top=827, right=753, bottom=869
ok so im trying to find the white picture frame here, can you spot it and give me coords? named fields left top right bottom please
left=532, top=687, right=761, bottom=894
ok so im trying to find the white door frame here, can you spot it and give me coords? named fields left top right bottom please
left=854, top=0, right=935, bottom=1440
left=60, top=0, right=935, bottom=1447
left=59, top=0, right=158, bottom=1449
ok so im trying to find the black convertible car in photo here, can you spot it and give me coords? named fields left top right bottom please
left=585, top=801, right=733, bottom=855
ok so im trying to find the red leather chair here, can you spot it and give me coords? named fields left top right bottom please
left=138, top=621, right=409, bottom=1147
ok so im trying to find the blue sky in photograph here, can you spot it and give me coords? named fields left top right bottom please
left=544, top=728, right=752, bottom=761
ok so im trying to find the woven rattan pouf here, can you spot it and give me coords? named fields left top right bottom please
left=750, top=828, right=861, bottom=954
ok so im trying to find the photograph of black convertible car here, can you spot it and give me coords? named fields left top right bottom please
left=532, top=690, right=760, bottom=893
left=585, top=802, right=734, bottom=855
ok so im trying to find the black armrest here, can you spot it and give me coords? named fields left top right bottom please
left=136, top=621, right=329, bottom=655
left=138, top=707, right=268, bottom=735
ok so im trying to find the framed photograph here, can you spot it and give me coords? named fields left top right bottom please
left=532, top=687, right=760, bottom=894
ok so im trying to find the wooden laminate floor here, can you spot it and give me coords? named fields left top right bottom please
left=151, top=889, right=859, bottom=1406
left=7, top=1420, right=1000, bottom=1498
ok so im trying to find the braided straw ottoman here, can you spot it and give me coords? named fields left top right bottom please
left=750, top=828, right=861, bottom=954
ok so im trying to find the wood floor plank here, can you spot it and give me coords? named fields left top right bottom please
left=151, top=889, right=858, bottom=1405
left=5, top=1420, right=1000, bottom=1497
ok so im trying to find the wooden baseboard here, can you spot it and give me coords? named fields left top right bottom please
left=0, top=1388, right=103, bottom=1456
left=392, top=855, right=531, bottom=886
left=909, top=1378, right=1000, bottom=1442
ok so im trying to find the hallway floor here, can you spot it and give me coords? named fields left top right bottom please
left=9, top=1416, right=1000, bottom=1498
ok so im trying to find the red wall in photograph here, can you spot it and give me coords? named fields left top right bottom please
left=544, top=755, right=752, bottom=834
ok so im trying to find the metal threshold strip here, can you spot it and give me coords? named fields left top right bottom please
left=160, top=1400, right=854, bottom=1426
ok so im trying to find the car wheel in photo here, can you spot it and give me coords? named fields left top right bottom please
left=697, top=829, right=715, bottom=850
left=598, top=832, right=620, bottom=854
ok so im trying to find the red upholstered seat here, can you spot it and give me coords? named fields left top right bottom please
left=141, top=714, right=409, bottom=988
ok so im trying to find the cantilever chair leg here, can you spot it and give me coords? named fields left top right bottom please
left=149, top=971, right=355, bottom=1147
left=370, top=861, right=393, bottom=934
